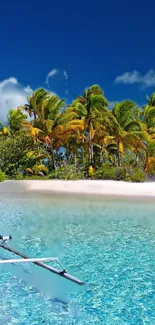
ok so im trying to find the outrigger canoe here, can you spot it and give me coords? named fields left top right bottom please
left=0, top=235, right=84, bottom=300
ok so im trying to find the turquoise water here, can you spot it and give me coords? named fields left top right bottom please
left=0, top=194, right=155, bottom=324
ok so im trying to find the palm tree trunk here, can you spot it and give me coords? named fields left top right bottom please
left=100, top=143, right=104, bottom=164
left=91, top=143, right=93, bottom=165
left=82, top=147, right=85, bottom=162
left=66, top=149, right=69, bottom=163
left=88, top=131, right=93, bottom=165
left=81, top=138, right=85, bottom=162
left=34, top=112, right=37, bottom=121
left=144, top=153, right=148, bottom=171
left=88, top=133, right=91, bottom=164
left=114, top=156, right=117, bottom=167
left=52, top=152, right=56, bottom=170
left=36, top=137, right=40, bottom=154
left=135, top=154, right=139, bottom=167
left=117, top=142, right=121, bottom=167
left=50, top=143, right=56, bottom=170
left=56, top=149, right=59, bottom=169
left=74, top=152, right=77, bottom=168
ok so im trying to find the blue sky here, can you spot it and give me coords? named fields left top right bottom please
left=0, top=0, right=155, bottom=120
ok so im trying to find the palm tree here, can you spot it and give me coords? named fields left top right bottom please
left=32, top=95, right=66, bottom=169
left=92, top=109, right=117, bottom=165
left=0, top=109, right=27, bottom=136
left=62, top=120, right=85, bottom=166
left=140, top=93, right=155, bottom=172
left=67, top=85, right=108, bottom=164
left=32, top=94, right=85, bottom=169
left=18, top=88, right=50, bottom=120
left=21, top=120, right=42, bottom=139
left=20, top=94, right=69, bottom=169
left=43, top=118, right=84, bottom=169
left=143, top=135, right=155, bottom=172
left=143, top=93, right=155, bottom=134
left=7, top=109, right=28, bottom=132
left=106, top=101, right=145, bottom=167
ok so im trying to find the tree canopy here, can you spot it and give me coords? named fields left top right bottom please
left=0, top=85, right=155, bottom=182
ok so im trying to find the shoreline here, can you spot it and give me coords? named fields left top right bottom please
left=0, top=180, right=155, bottom=200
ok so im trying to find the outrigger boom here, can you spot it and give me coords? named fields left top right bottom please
left=0, top=236, right=84, bottom=286
left=0, top=257, right=59, bottom=264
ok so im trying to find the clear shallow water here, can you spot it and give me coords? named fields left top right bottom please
left=0, top=194, right=155, bottom=324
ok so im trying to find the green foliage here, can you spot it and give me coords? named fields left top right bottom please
left=94, top=165, right=146, bottom=182
left=95, top=165, right=115, bottom=180
left=0, top=134, right=36, bottom=176
left=124, top=172, right=132, bottom=182
left=4, top=164, right=22, bottom=178
left=10, top=173, right=24, bottom=180
left=150, top=168, right=155, bottom=176
left=15, top=174, right=24, bottom=180
left=23, top=175, right=50, bottom=180
left=0, top=170, right=6, bottom=182
left=115, top=167, right=126, bottom=180
left=50, top=165, right=85, bottom=180
left=7, top=109, right=27, bottom=132
left=131, top=169, right=146, bottom=182
left=1, top=86, right=155, bottom=182
left=94, top=165, right=126, bottom=180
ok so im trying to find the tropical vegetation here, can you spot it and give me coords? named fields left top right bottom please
left=1, top=85, right=155, bottom=182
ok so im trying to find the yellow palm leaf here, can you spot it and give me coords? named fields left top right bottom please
left=147, top=157, right=155, bottom=170
left=104, top=136, right=115, bottom=146
left=119, top=142, right=124, bottom=153
left=90, top=128, right=95, bottom=139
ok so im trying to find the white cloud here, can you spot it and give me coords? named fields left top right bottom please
left=45, top=68, right=69, bottom=95
left=0, top=77, right=33, bottom=122
left=24, top=85, right=33, bottom=93
left=45, top=68, right=58, bottom=85
left=64, top=70, right=69, bottom=95
left=64, top=70, right=68, bottom=80
left=114, top=69, right=155, bottom=87
left=115, top=71, right=141, bottom=84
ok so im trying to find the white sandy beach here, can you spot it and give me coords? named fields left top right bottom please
left=0, top=180, right=155, bottom=198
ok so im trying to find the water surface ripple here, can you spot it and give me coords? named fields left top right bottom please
left=0, top=195, right=155, bottom=324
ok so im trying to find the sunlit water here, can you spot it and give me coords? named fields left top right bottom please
left=0, top=193, right=155, bottom=324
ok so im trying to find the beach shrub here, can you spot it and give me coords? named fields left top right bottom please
left=131, top=169, right=146, bottom=182
left=32, top=164, right=48, bottom=175
left=0, top=170, right=6, bottom=182
left=24, top=175, right=50, bottom=180
left=94, top=165, right=115, bottom=180
left=94, top=165, right=146, bottom=182
left=50, top=165, right=85, bottom=180
left=94, top=165, right=126, bottom=180
left=124, top=172, right=132, bottom=182
left=0, top=134, right=35, bottom=176
left=115, top=167, right=126, bottom=180
left=9, top=173, right=24, bottom=180
left=14, top=173, right=24, bottom=180
left=4, top=163, right=23, bottom=178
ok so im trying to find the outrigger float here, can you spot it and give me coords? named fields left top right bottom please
left=0, top=235, right=84, bottom=286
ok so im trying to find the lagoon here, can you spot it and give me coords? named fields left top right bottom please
left=0, top=193, right=155, bottom=324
